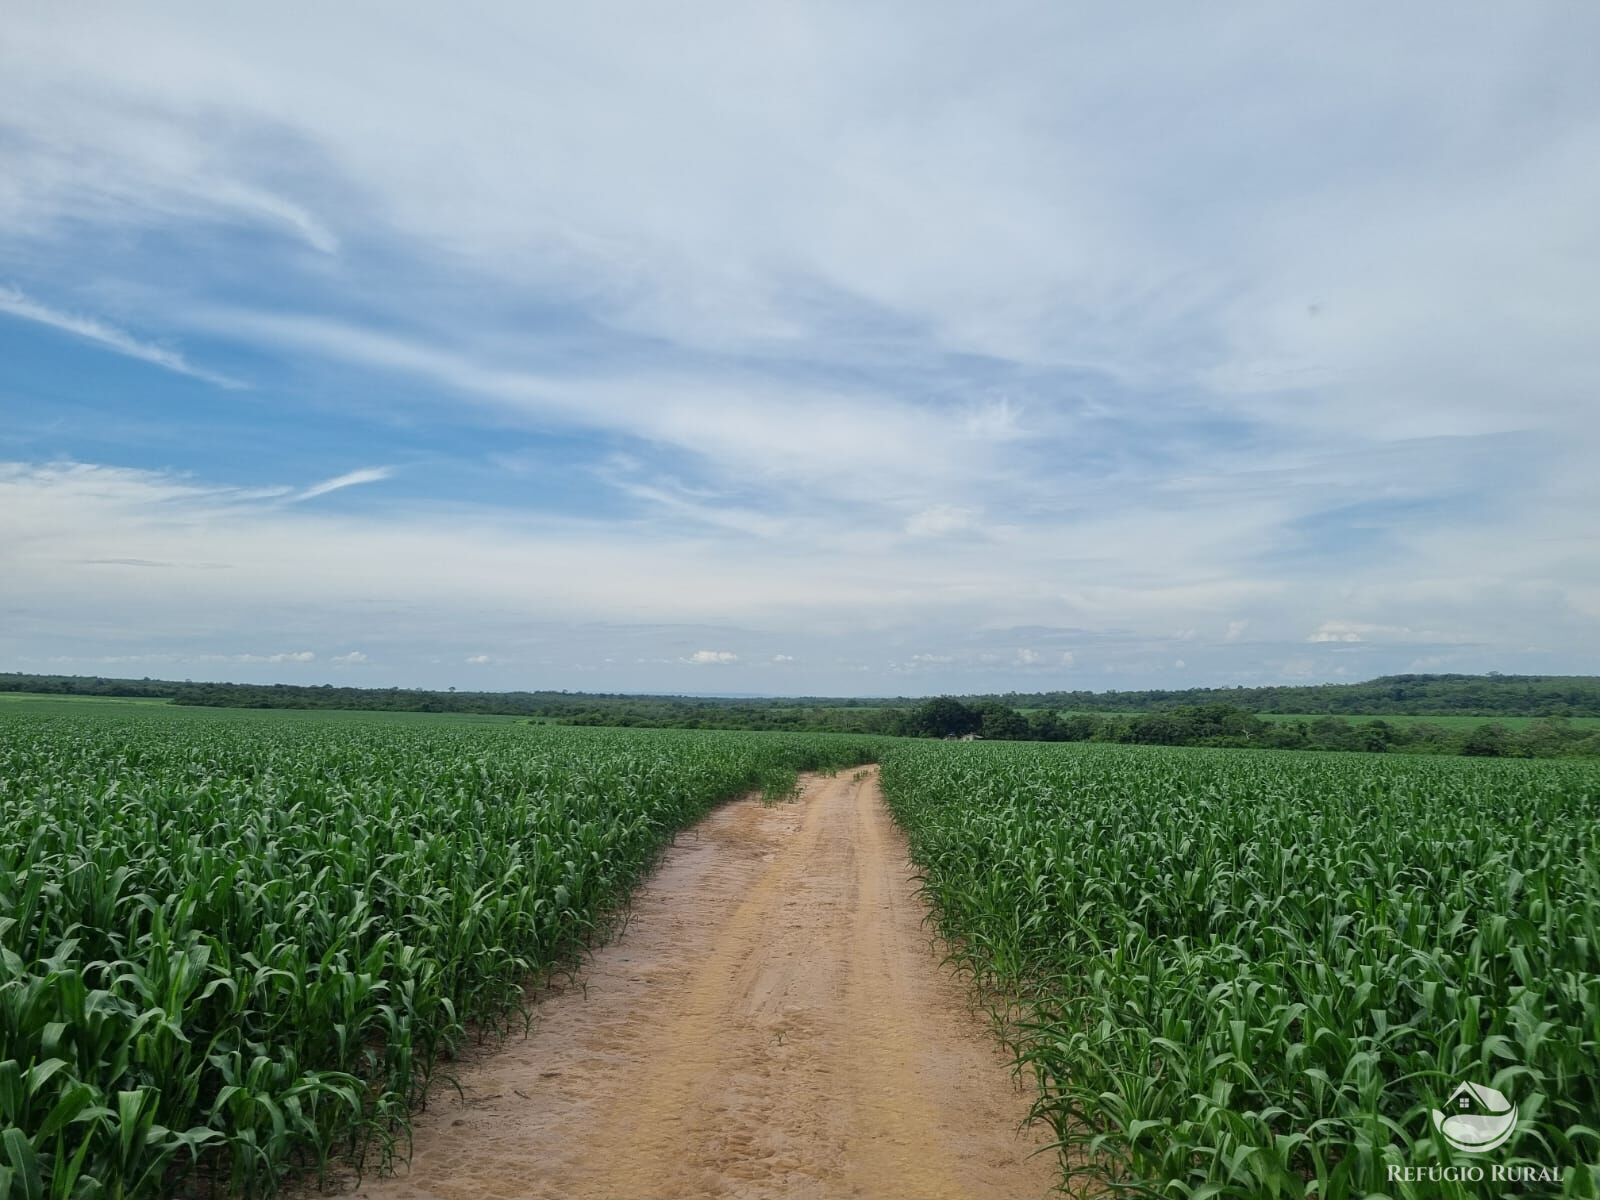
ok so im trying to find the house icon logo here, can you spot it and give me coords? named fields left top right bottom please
left=1431, top=1081, right=1517, bottom=1153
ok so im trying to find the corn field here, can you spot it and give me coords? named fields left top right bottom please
left=0, top=709, right=876, bottom=1198
left=883, top=748, right=1600, bottom=1196
left=8, top=705, right=1598, bottom=1199
left=880, top=741, right=1600, bottom=1198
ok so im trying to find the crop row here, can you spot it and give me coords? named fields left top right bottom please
left=879, top=741, right=1600, bottom=1198
left=0, top=711, right=876, bottom=1198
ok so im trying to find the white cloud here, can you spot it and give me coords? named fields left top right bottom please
left=771, top=654, right=795, bottom=663
left=0, top=285, right=241, bottom=388
left=294, top=467, right=393, bottom=502
left=1308, top=620, right=1473, bottom=646
left=687, top=650, right=738, bottom=664
left=464, top=654, right=491, bottom=665
left=1174, top=658, right=1186, bottom=669
left=1308, top=621, right=1369, bottom=644
left=331, top=650, right=367, bottom=664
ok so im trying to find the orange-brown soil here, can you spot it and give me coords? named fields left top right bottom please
left=349, top=768, right=1056, bottom=1200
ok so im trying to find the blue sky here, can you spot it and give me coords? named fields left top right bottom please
left=3, top=3, right=1598, bottom=695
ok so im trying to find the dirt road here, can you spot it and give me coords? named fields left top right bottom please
left=352, top=768, right=1056, bottom=1200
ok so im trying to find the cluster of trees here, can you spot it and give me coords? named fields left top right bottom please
left=1, top=673, right=181, bottom=700
left=1245, top=715, right=1600, bottom=757
left=550, top=702, right=891, bottom=734
left=895, top=698, right=1600, bottom=758
left=970, top=673, right=1600, bottom=717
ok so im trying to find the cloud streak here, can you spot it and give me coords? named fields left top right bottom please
left=294, top=467, right=393, bottom=502
left=0, top=285, right=243, bottom=388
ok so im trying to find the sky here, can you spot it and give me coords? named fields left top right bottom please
left=2, top=3, right=1598, bottom=696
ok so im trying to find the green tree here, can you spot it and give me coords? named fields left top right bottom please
left=976, top=703, right=1029, bottom=740
left=1461, top=723, right=1509, bottom=757
left=904, top=697, right=981, bottom=738
left=1027, top=710, right=1067, bottom=741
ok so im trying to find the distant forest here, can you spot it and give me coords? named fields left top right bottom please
left=887, top=697, right=1600, bottom=759
left=5, top=670, right=1599, bottom=716
left=5, top=671, right=1600, bottom=758
left=0, top=673, right=886, bottom=722
left=967, top=673, right=1600, bottom=716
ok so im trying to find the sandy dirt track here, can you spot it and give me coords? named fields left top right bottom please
left=351, top=768, right=1056, bottom=1200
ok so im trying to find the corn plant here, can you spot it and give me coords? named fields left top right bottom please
left=0, top=709, right=878, bottom=1197
left=880, top=741, right=1600, bottom=1199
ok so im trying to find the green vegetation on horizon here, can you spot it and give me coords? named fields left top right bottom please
left=5, top=669, right=1600, bottom=719
left=976, top=672, right=1600, bottom=717
left=1041, top=708, right=1600, bottom=732
left=9, top=672, right=1600, bottom=760
left=898, top=697, right=1600, bottom=758
left=1259, top=710, right=1600, bottom=731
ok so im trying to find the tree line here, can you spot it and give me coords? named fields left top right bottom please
left=966, top=672, right=1600, bottom=717
left=5, top=672, right=1600, bottom=757
left=894, top=698, right=1600, bottom=758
